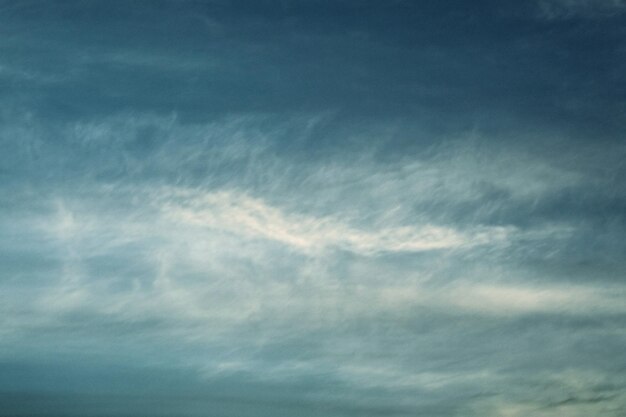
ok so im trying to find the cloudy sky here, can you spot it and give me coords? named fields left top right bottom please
left=1, top=0, right=625, bottom=416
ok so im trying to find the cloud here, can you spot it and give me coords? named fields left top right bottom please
left=439, top=283, right=625, bottom=315
left=161, top=188, right=511, bottom=255
left=1, top=15, right=625, bottom=411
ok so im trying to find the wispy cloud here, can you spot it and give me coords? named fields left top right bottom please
left=1, top=1, right=625, bottom=411
left=161, top=188, right=511, bottom=255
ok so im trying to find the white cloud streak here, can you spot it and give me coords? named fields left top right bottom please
left=160, top=188, right=511, bottom=255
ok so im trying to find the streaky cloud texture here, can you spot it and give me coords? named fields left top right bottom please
left=1, top=1, right=625, bottom=416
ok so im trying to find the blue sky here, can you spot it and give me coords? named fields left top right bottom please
left=1, top=1, right=625, bottom=416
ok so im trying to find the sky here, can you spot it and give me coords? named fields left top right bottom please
left=0, top=0, right=625, bottom=416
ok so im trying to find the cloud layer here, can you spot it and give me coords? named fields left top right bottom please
left=1, top=1, right=625, bottom=416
